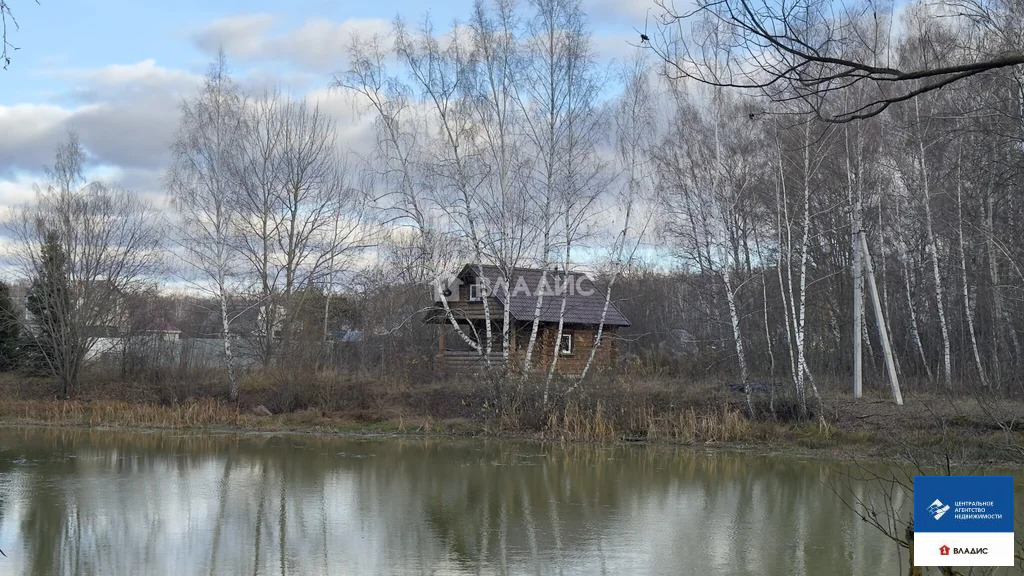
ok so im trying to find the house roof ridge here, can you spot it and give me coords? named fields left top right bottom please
left=452, top=262, right=631, bottom=327
left=462, top=263, right=589, bottom=274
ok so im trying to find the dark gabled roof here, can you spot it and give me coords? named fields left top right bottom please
left=458, top=264, right=630, bottom=327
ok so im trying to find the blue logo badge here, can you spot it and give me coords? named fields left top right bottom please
left=914, top=476, right=1014, bottom=533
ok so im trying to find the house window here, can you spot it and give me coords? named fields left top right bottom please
left=560, top=333, right=573, bottom=355
left=468, top=284, right=485, bottom=301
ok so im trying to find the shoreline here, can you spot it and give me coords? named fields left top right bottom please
left=0, top=396, right=1018, bottom=466
left=0, top=417, right=880, bottom=464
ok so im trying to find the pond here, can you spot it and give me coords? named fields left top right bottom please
left=0, top=427, right=1015, bottom=575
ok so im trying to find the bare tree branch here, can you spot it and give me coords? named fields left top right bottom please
left=649, top=0, right=1024, bottom=122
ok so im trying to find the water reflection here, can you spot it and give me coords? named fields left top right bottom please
left=0, top=428, right=942, bottom=575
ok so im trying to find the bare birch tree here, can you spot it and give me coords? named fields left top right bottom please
left=516, top=0, right=607, bottom=385
left=954, top=139, right=988, bottom=388
left=396, top=16, right=502, bottom=359
left=518, top=0, right=583, bottom=373
left=166, top=54, right=245, bottom=400
left=342, top=24, right=490, bottom=357
left=656, top=78, right=763, bottom=414
left=467, top=0, right=535, bottom=366
left=229, top=91, right=368, bottom=364
left=575, top=53, right=655, bottom=387
left=270, top=100, right=358, bottom=354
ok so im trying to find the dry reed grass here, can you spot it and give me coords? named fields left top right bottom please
left=542, top=400, right=750, bottom=443
left=13, top=370, right=1021, bottom=461
left=0, top=398, right=243, bottom=429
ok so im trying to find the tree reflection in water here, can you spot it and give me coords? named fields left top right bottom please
left=0, top=428, right=919, bottom=575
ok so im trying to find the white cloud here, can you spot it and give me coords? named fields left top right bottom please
left=0, top=60, right=201, bottom=200
left=193, top=15, right=391, bottom=71
left=278, top=18, right=391, bottom=70
left=0, top=62, right=381, bottom=222
left=87, top=165, right=169, bottom=209
left=0, top=174, right=38, bottom=210
left=0, top=104, right=77, bottom=173
left=592, top=33, right=646, bottom=67
left=69, top=100, right=181, bottom=169
left=64, top=59, right=198, bottom=90
left=192, top=13, right=278, bottom=59
left=304, top=86, right=378, bottom=157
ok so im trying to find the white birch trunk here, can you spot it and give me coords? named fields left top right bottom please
left=915, top=99, right=952, bottom=387
left=502, top=275, right=512, bottom=368
left=219, top=281, right=238, bottom=402
left=578, top=274, right=616, bottom=385
left=711, top=86, right=753, bottom=414
left=522, top=268, right=548, bottom=373
left=891, top=195, right=932, bottom=380
left=755, top=232, right=775, bottom=375
left=762, top=274, right=775, bottom=375
left=955, top=147, right=988, bottom=388
left=476, top=266, right=495, bottom=363
left=776, top=139, right=798, bottom=381
left=723, top=263, right=753, bottom=415
left=792, top=123, right=813, bottom=410
left=987, top=188, right=1020, bottom=381
left=543, top=267, right=570, bottom=403
left=877, top=199, right=901, bottom=376
left=438, top=284, right=484, bottom=353
left=903, top=249, right=932, bottom=380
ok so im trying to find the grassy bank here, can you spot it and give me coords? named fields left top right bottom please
left=0, top=371, right=1020, bottom=464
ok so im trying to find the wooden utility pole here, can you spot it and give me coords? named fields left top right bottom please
left=859, top=232, right=903, bottom=405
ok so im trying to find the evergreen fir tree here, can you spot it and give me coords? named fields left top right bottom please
left=25, top=230, right=74, bottom=382
left=0, top=281, right=20, bottom=371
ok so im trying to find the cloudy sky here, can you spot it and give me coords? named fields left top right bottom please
left=0, top=0, right=650, bottom=215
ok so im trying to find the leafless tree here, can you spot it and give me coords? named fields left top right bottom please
left=11, top=133, right=161, bottom=397
left=220, top=86, right=370, bottom=367
left=166, top=53, right=245, bottom=401
left=517, top=0, right=607, bottom=385
left=341, top=24, right=487, bottom=356
left=274, top=102, right=361, bottom=349
left=655, top=56, right=764, bottom=414
left=334, top=0, right=1024, bottom=403
left=465, top=0, right=536, bottom=365
left=233, top=93, right=284, bottom=365
left=575, top=53, right=655, bottom=387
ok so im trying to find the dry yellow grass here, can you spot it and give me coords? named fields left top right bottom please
left=542, top=401, right=749, bottom=444
left=0, top=398, right=249, bottom=429
left=4, top=371, right=1020, bottom=466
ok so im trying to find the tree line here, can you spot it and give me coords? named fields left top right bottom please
left=2, top=0, right=1024, bottom=415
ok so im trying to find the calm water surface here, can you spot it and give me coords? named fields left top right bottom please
left=0, top=427, right=1017, bottom=575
